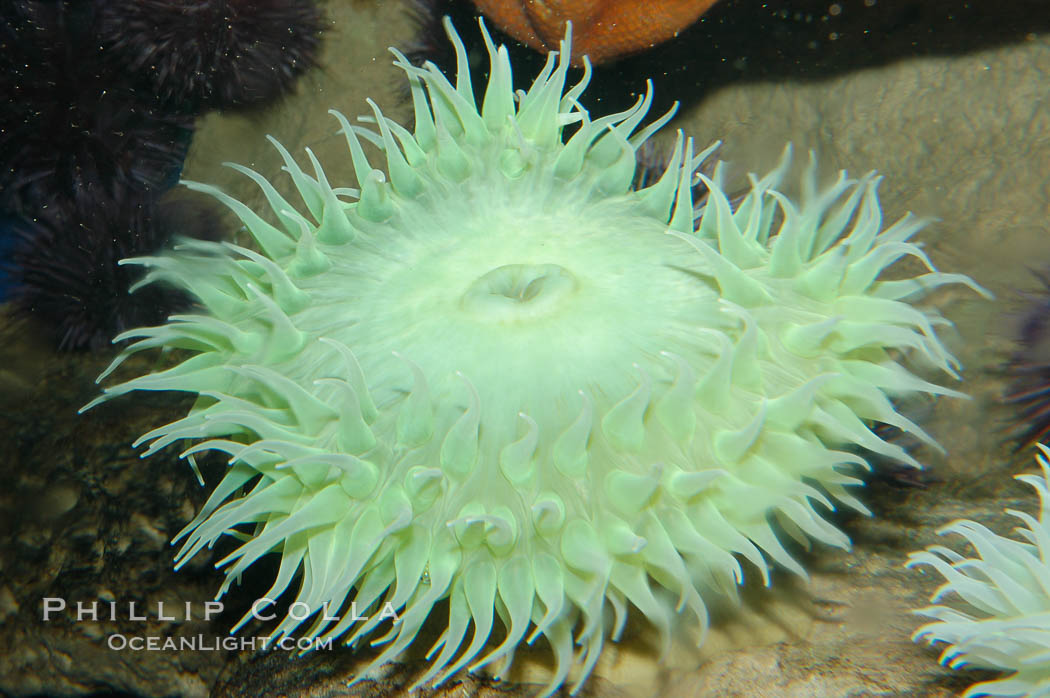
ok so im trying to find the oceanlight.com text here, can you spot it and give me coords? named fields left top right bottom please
left=107, top=634, right=334, bottom=652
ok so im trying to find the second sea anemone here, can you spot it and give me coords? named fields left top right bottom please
left=86, top=18, right=985, bottom=696
left=908, top=444, right=1050, bottom=697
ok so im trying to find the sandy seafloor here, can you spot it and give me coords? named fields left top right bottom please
left=1, top=0, right=1049, bottom=696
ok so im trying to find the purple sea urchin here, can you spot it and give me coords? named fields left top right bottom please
left=86, top=19, right=987, bottom=696
left=1004, top=271, right=1050, bottom=452
left=4, top=197, right=218, bottom=351
left=0, top=1, right=192, bottom=215
left=0, top=1, right=196, bottom=348
left=96, top=0, right=323, bottom=112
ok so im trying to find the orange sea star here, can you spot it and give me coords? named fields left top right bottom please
left=471, top=0, right=719, bottom=65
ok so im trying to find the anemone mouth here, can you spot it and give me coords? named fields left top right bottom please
left=461, top=263, right=578, bottom=322
left=82, top=15, right=989, bottom=698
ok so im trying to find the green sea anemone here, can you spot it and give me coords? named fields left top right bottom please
left=908, top=443, right=1050, bottom=698
left=85, top=17, right=984, bottom=696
